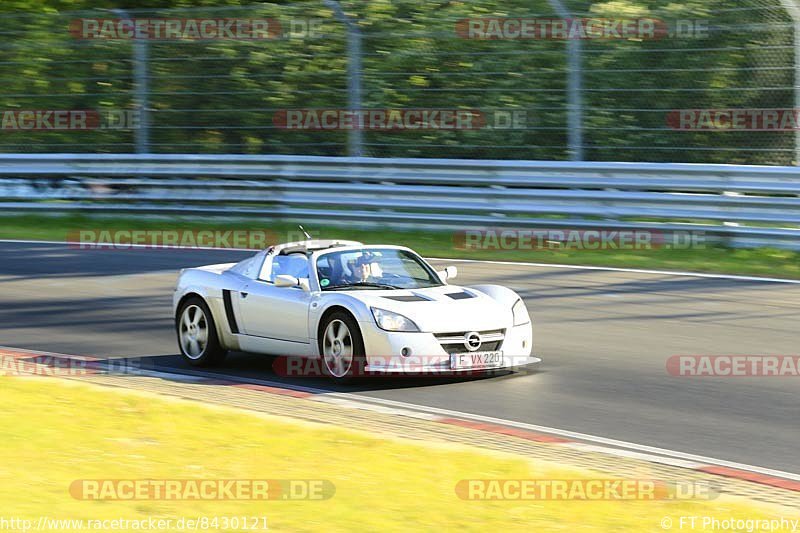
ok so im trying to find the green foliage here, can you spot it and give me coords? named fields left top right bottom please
left=0, top=0, right=794, bottom=163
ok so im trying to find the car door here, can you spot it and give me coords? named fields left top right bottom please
left=237, top=253, right=312, bottom=344
left=237, top=280, right=311, bottom=343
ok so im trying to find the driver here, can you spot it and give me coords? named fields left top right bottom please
left=351, top=253, right=383, bottom=283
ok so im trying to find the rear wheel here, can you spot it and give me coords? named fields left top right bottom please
left=176, top=297, right=227, bottom=366
left=318, top=311, right=365, bottom=382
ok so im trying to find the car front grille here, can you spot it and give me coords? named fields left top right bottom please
left=434, top=329, right=505, bottom=354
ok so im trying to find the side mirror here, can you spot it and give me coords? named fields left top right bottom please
left=275, top=274, right=299, bottom=288
left=275, top=275, right=311, bottom=291
left=438, top=265, right=458, bottom=282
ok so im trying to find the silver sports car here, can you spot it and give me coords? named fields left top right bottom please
left=174, top=239, right=537, bottom=380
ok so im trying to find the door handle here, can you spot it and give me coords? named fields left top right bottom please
left=240, top=292, right=248, bottom=298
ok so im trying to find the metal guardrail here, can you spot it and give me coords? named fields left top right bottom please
left=1, top=154, right=799, bottom=248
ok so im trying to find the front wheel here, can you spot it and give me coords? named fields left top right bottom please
left=176, top=297, right=227, bottom=366
left=318, top=311, right=366, bottom=382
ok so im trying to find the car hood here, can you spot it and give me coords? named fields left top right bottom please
left=342, top=284, right=512, bottom=332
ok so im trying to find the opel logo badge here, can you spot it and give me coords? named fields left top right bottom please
left=464, top=331, right=482, bottom=352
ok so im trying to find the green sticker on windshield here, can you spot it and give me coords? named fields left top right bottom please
left=320, top=278, right=330, bottom=287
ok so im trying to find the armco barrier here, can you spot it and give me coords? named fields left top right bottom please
left=0, top=154, right=798, bottom=248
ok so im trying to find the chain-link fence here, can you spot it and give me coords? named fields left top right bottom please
left=0, top=0, right=797, bottom=164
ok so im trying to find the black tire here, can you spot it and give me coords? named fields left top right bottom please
left=175, top=296, right=227, bottom=367
left=317, top=310, right=366, bottom=382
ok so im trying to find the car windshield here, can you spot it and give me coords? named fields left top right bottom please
left=316, top=248, right=442, bottom=291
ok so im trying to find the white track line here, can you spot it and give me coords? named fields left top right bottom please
left=2, top=344, right=797, bottom=481
left=428, top=257, right=800, bottom=284
left=315, top=392, right=800, bottom=481
left=2, top=238, right=799, bottom=284
left=566, top=443, right=706, bottom=470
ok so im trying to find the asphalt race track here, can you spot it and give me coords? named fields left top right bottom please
left=1, top=241, right=797, bottom=472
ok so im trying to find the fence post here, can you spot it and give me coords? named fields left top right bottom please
left=547, top=0, right=583, bottom=161
left=112, top=9, right=150, bottom=154
left=324, top=0, right=364, bottom=157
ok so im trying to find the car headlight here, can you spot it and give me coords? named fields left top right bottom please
left=512, top=299, right=530, bottom=326
left=371, top=307, right=420, bottom=332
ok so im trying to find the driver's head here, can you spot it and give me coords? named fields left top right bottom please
left=354, top=254, right=381, bottom=282
left=355, top=262, right=371, bottom=282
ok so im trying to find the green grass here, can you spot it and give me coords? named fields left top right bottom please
left=1, top=214, right=799, bottom=279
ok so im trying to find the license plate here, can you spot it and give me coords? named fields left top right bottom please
left=450, top=351, right=503, bottom=370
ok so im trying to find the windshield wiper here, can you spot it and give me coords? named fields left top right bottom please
left=325, top=282, right=400, bottom=290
